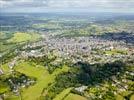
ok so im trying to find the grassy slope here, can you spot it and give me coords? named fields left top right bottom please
left=14, top=61, right=70, bottom=100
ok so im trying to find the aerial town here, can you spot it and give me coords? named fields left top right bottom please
left=0, top=12, right=134, bottom=100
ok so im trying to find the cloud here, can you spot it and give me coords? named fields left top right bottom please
left=0, top=0, right=134, bottom=12
left=0, top=0, right=41, bottom=7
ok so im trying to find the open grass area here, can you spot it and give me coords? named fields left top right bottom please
left=4, top=94, right=20, bottom=100
left=0, top=81, right=10, bottom=94
left=14, top=61, right=70, bottom=100
left=53, top=88, right=72, bottom=100
left=64, top=93, right=87, bottom=100
left=8, top=32, right=41, bottom=43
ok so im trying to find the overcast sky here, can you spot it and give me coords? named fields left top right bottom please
left=0, top=0, right=134, bottom=13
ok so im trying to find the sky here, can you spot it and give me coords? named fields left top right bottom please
left=0, top=0, right=134, bottom=13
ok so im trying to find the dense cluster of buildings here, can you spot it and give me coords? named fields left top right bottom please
left=21, top=35, right=134, bottom=64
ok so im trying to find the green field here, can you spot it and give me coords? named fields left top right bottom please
left=53, top=87, right=88, bottom=100
left=53, top=88, right=72, bottom=100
